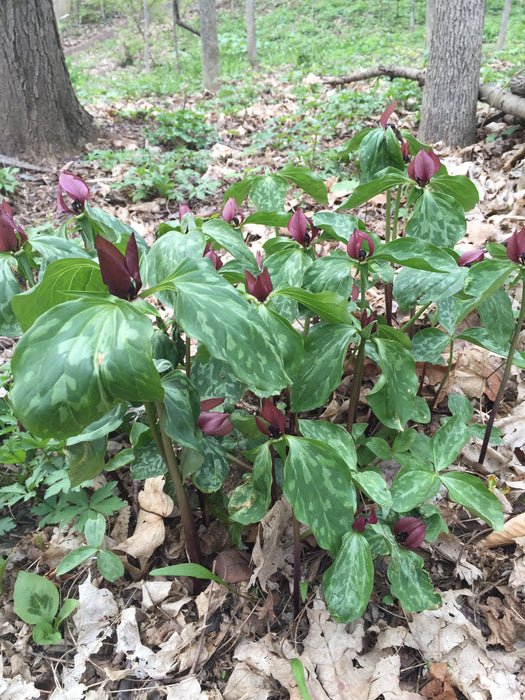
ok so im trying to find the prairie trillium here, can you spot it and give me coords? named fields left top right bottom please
left=458, top=249, right=485, bottom=267
left=394, top=516, right=427, bottom=550
left=245, top=267, right=273, bottom=302
left=352, top=507, right=377, bottom=533
left=379, top=101, right=397, bottom=129
left=57, top=171, right=90, bottom=214
left=347, top=229, right=374, bottom=261
left=401, top=140, right=411, bottom=163
left=287, top=207, right=319, bottom=247
left=197, top=398, right=233, bottom=436
left=0, top=201, right=27, bottom=251
left=222, top=197, right=244, bottom=226
left=95, top=234, right=142, bottom=300
left=407, top=149, right=441, bottom=187
left=255, top=399, right=286, bottom=438
left=203, top=242, right=223, bottom=270
left=507, top=226, right=525, bottom=265
left=178, top=203, right=191, bottom=221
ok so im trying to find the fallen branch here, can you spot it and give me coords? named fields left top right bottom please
left=0, top=154, right=52, bottom=173
left=324, top=64, right=525, bottom=121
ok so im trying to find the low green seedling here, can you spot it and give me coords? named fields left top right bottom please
left=56, top=513, right=124, bottom=582
left=14, top=570, right=78, bottom=645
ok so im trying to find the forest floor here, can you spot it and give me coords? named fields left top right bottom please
left=1, top=15, right=525, bottom=700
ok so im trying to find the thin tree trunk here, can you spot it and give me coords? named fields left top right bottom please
left=199, top=0, right=220, bottom=90
left=425, top=0, right=436, bottom=49
left=143, top=0, right=150, bottom=73
left=410, top=0, right=415, bottom=38
left=496, top=0, right=513, bottom=51
left=419, top=0, right=486, bottom=147
left=246, top=0, right=258, bottom=68
left=0, top=0, right=96, bottom=162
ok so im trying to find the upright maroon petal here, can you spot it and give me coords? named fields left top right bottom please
left=125, top=234, right=142, bottom=294
left=347, top=229, right=374, bottom=260
left=95, top=235, right=134, bottom=299
left=408, top=149, right=441, bottom=186
left=58, top=171, right=90, bottom=203
left=261, top=398, right=286, bottom=436
left=458, top=249, right=485, bottom=266
left=197, top=412, right=233, bottom=436
left=380, top=101, right=397, bottom=129
left=507, top=226, right=525, bottom=264
left=288, top=208, right=308, bottom=244
left=200, top=398, right=225, bottom=412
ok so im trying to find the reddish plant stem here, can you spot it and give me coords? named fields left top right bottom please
left=292, top=514, right=301, bottom=618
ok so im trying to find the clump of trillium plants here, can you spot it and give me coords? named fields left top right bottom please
left=2, top=104, right=523, bottom=623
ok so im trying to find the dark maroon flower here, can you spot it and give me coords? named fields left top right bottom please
left=95, top=234, right=142, bottom=300
left=360, top=310, right=378, bottom=330
left=255, top=399, right=286, bottom=438
left=380, top=101, right=398, bottom=129
left=178, top=203, right=191, bottom=221
left=197, top=398, right=233, bottom=436
left=407, top=149, right=441, bottom=187
left=352, top=507, right=377, bottom=533
left=458, top=249, right=485, bottom=267
left=203, top=242, right=223, bottom=270
left=222, top=197, right=244, bottom=226
left=401, top=140, right=411, bottom=163
left=0, top=200, right=27, bottom=251
left=288, top=207, right=319, bottom=247
left=507, top=226, right=525, bottom=265
left=245, top=267, right=273, bottom=302
left=394, top=516, right=427, bottom=550
left=57, top=171, right=90, bottom=214
left=347, top=229, right=374, bottom=261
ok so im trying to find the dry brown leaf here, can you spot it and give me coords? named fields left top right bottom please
left=421, top=662, right=457, bottom=700
left=214, top=549, right=251, bottom=584
left=481, top=512, right=525, bottom=547
left=138, top=476, right=174, bottom=516
left=249, top=498, right=293, bottom=590
left=480, top=594, right=525, bottom=651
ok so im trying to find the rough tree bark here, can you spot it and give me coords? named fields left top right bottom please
left=246, top=0, right=258, bottom=68
left=424, top=0, right=436, bottom=49
left=199, top=0, right=220, bottom=91
left=419, top=0, right=486, bottom=147
left=496, top=0, right=513, bottom=51
left=0, top=0, right=96, bottom=162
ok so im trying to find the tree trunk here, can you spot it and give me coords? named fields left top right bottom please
left=0, top=0, right=96, bottom=163
left=424, top=0, right=436, bottom=50
left=496, top=0, right=513, bottom=51
left=246, top=0, right=258, bottom=68
left=199, top=0, right=220, bottom=91
left=409, top=0, right=415, bottom=38
left=419, top=0, right=486, bottom=147
left=143, top=0, right=150, bottom=73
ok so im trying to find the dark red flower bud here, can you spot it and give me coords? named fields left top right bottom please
left=0, top=200, right=27, bottom=251
left=401, top=140, right=411, bottom=163
left=203, top=242, right=223, bottom=270
left=255, top=398, right=286, bottom=438
left=57, top=171, right=90, bottom=214
left=507, top=226, right=525, bottom=265
left=178, top=203, right=191, bottom=221
left=245, top=267, right=273, bottom=302
left=361, top=310, right=377, bottom=330
left=352, top=507, right=377, bottom=532
left=380, top=101, right=398, bottom=129
left=458, top=249, right=485, bottom=267
left=347, top=229, right=374, bottom=261
left=394, top=516, right=427, bottom=550
left=222, top=197, right=244, bottom=226
left=288, top=207, right=318, bottom=247
left=95, top=233, right=142, bottom=300
left=407, top=149, right=441, bottom=187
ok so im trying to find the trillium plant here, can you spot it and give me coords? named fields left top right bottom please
left=3, top=102, right=522, bottom=624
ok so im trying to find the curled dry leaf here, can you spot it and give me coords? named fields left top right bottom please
left=481, top=512, right=525, bottom=548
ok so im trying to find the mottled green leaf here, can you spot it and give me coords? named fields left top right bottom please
left=390, top=465, right=439, bottom=512
left=11, top=298, right=163, bottom=439
left=97, top=549, right=124, bottom=582
left=352, top=471, right=392, bottom=507
left=302, top=254, right=354, bottom=297
left=431, top=416, right=471, bottom=471
left=393, top=266, right=466, bottom=312
left=273, top=287, right=351, bottom=324
left=430, top=173, right=479, bottom=211
left=375, top=237, right=459, bottom=272
left=298, top=419, right=357, bottom=472
left=411, top=327, right=450, bottom=364
left=358, top=129, right=406, bottom=184
left=14, top=571, right=59, bottom=624
left=478, top=286, right=515, bottom=348
left=251, top=174, right=289, bottom=211
left=290, top=322, right=357, bottom=412
left=84, top=513, right=106, bottom=548
left=312, top=211, right=364, bottom=243
left=323, top=531, right=373, bottom=622
left=161, top=370, right=201, bottom=451
left=406, top=190, right=466, bottom=247
left=284, top=436, right=357, bottom=555
left=229, top=442, right=272, bottom=525
left=0, top=255, right=22, bottom=336
left=440, top=472, right=503, bottom=530
left=191, top=356, right=245, bottom=405
left=388, top=548, right=441, bottom=611
left=66, top=404, right=127, bottom=446
left=66, top=437, right=107, bottom=487
left=192, top=436, right=230, bottom=493
left=257, top=304, right=305, bottom=378
left=202, top=219, right=257, bottom=268
left=279, top=165, right=328, bottom=203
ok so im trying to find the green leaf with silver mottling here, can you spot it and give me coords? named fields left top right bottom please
left=393, top=266, right=465, bottom=312
left=298, top=419, right=357, bottom=473
left=192, top=436, right=230, bottom=493
left=97, top=549, right=124, bottom=582
left=478, top=286, right=516, bottom=348
left=302, top=254, right=354, bottom=297
left=85, top=203, right=143, bottom=247
left=202, top=219, right=257, bottom=269
left=312, top=211, right=364, bottom=244
left=339, top=166, right=410, bottom=209
left=390, top=465, right=440, bottom=512
left=0, top=255, right=22, bottom=337
left=257, top=304, right=305, bottom=379
left=273, top=287, right=351, bottom=325
left=265, top=248, right=309, bottom=321
left=12, top=258, right=106, bottom=332
left=323, top=531, right=373, bottom=623
left=66, top=404, right=127, bottom=446
left=131, top=441, right=166, bottom=480
left=290, top=322, right=357, bottom=412
left=411, top=327, right=450, bottom=364
left=406, top=190, right=466, bottom=247
left=191, top=356, right=245, bottom=406
left=431, top=416, right=471, bottom=471
left=14, top=571, right=59, bottom=624
left=279, top=165, right=328, bottom=204
left=170, top=257, right=290, bottom=395
left=447, top=393, right=474, bottom=423
left=161, top=370, right=201, bottom=451
left=388, top=547, right=441, bottom=611
left=440, top=472, right=503, bottom=531
left=375, top=237, right=459, bottom=273
left=430, top=173, right=479, bottom=211
left=229, top=442, right=272, bottom=525
left=65, top=437, right=107, bottom=487
left=367, top=338, right=419, bottom=430
left=84, top=513, right=106, bottom=548
left=358, top=129, right=406, bottom=185
left=284, top=436, right=357, bottom=556
left=351, top=471, right=392, bottom=507
left=12, top=298, right=163, bottom=439
left=251, top=174, right=290, bottom=211
left=30, top=236, right=91, bottom=274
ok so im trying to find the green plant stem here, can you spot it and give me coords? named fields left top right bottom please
left=185, top=336, right=191, bottom=378
left=479, top=275, right=525, bottom=465
left=226, top=452, right=252, bottom=470
left=399, top=302, right=432, bottom=333
left=292, top=513, right=301, bottom=618
left=385, top=191, right=391, bottom=244
left=145, top=402, right=166, bottom=461
left=433, top=339, right=454, bottom=409
left=347, top=265, right=368, bottom=433
left=303, top=316, right=310, bottom=339
left=391, top=186, right=403, bottom=241
left=269, top=445, right=278, bottom=508
left=153, top=402, right=201, bottom=568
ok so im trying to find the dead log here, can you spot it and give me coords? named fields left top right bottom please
left=324, top=64, right=525, bottom=121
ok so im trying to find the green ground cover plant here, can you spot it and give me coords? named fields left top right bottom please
left=2, top=103, right=522, bottom=628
